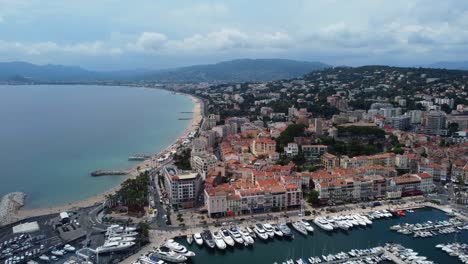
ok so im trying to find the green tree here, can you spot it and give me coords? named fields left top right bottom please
left=306, top=190, right=320, bottom=205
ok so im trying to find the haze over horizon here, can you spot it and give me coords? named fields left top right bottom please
left=1, top=0, right=468, bottom=70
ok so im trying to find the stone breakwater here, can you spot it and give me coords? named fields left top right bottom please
left=0, top=192, right=26, bottom=226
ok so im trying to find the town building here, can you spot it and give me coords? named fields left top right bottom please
left=162, top=166, right=203, bottom=210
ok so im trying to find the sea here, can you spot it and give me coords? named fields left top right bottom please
left=177, top=208, right=467, bottom=263
left=0, top=84, right=193, bottom=209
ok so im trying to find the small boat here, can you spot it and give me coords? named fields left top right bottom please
left=186, top=234, right=193, bottom=245
left=63, top=244, right=76, bottom=252
left=314, top=218, right=333, bottom=231
left=193, top=233, right=203, bottom=246
left=139, top=255, right=165, bottom=264
left=51, top=249, right=64, bottom=256
left=292, top=222, right=308, bottom=235
left=39, top=255, right=50, bottom=261
left=239, top=227, right=254, bottom=245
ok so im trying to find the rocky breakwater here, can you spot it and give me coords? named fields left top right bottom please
left=0, top=192, right=26, bottom=226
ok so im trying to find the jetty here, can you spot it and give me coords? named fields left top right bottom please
left=128, top=154, right=151, bottom=161
left=90, top=170, right=129, bottom=177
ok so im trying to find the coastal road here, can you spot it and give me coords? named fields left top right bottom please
left=148, top=160, right=173, bottom=227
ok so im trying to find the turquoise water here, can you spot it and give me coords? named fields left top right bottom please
left=0, top=85, right=193, bottom=209
left=179, top=208, right=467, bottom=263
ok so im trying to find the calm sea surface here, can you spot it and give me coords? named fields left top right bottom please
left=178, top=208, right=467, bottom=263
left=0, top=85, right=193, bottom=209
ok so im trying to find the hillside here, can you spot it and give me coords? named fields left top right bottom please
left=139, top=59, right=329, bottom=82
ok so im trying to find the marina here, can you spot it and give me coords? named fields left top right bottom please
left=436, top=243, right=468, bottom=263
left=129, top=207, right=467, bottom=264
left=390, top=218, right=468, bottom=238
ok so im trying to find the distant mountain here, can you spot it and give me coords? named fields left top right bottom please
left=139, top=59, right=330, bottom=82
left=428, top=61, right=468, bottom=70
left=0, top=61, right=101, bottom=82
left=0, top=59, right=329, bottom=83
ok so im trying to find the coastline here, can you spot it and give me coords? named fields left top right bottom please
left=14, top=89, right=203, bottom=220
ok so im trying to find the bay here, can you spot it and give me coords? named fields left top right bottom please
left=0, top=85, right=193, bottom=209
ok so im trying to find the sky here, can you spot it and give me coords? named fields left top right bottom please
left=0, top=0, right=467, bottom=70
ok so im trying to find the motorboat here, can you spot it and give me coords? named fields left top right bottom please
left=262, top=223, right=275, bottom=238
left=271, top=224, right=284, bottom=237
left=107, top=231, right=138, bottom=237
left=51, top=249, right=64, bottom=256
left=228, top=227, right=244, bottom=244
left=193, top=233, right=203, bottom=246
left=186, top=234, right=193, bottom=245
left=153, top=246, right=187, bottom=263
left=239, top=227, right=254, bottom=245
left=278, top=222, right=293, bottom=238
left=247, top=226, right=256, bottom=237
left=220, top=228, right=235, bottom=246
left=138, top=255, right=165, bottom=264
left=63, top=244, right=76, bottom=252
left=254, top=224, right=269, bottom=240
left=38, top=255, right=50, bottom=261
left=164, top=239, right=195, bottom=257
left=201, top=230, right=215, bottom=249
left=108, top=224, right=137, bottom=232
left=95, top=241, right=135, bottom=254
left=292, top=221, right=308, bottom=235
left=299, top=220, right=314, bottom=232
left=212, top=231, right=227, bottom=250
left=313, top=218, right=333, bottom=231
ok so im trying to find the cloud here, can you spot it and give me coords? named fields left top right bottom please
left=129, top=32, right=168, bottom=52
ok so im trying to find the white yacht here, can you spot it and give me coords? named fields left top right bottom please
left=314, top=218, right=334, bottom=231
left=262, top=223, right=275, bottom=238
left=299, top=220, right=314, bottom=232
left=107, top=230, right=138, bottom=237
left=138, top=255, right=165, bottom=264
left=292, top=221, right=308, bottom=235
left=278, top=222, right=293, bottom=238
left=201, top=230, right=216, bottom=249
left=220, top=228, right=235, bottom=246
left=211, top=231, right=227, bottom=250
left=193, top=233, right=203, bottom=246
left=164, top=239, right=195, bottom=257
left=108, top=224, right=137, bottom=232
left=38, top=255, right=50, bottom=261
left=228, top=227, right=244, bottom=244
left=254, top=224, right=269, bottom=240
left=271, top=224, right=284, bottom=237
left=63, top=244, right=76, bottom=252
left=95, top=241, right=135, bottom=254
left=239, top=227, right=254, bottom=245
left=153, top=247, right=187, bottom=263
left=51, top=250, right=64, bottom=256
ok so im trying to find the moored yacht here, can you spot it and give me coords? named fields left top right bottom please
left=228, top=227, right=244, bottom=244
left=201, top=230, right=216, bottom=249
left=95, top=241, right=135, bottom=254
left=314, top=218, right=333, bottom=231
left=153, top=246, right=187, bottom=263
left=164, top=239, right=195, bottom=257
left=212, top=231, right=227, bottom=250
left=271, top=224, right=284, bottom=237
left=220, top=228, right=236, bottom=246
left=254, top=224, right=269, bottom=240
left=239, top=227, right=255, bottom=245
left=262, top=223, right=275, bottom=238
left=292, top=221, right=308, bottom=235
left=278, top=222, right=293, bottom=238
left=299, top=220, right=314, bottom=232
left=193, top=233, right=203, bottom=246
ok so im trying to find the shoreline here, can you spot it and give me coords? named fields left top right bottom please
left=14, top=88, right=202, bottom=220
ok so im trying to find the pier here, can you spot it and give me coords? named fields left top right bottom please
left=90, top=170, right=129, bottom=177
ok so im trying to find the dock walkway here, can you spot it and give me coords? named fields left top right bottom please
left=383, top=249, right=406, bottom=264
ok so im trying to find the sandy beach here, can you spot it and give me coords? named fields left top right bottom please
left=14, top=91, right=203, bottom=221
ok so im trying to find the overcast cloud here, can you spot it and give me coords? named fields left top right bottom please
left=0, top=0, right=467, bottom=70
